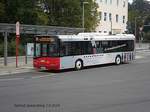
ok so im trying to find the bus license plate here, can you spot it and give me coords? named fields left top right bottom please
left=40, top=67, right=46, bottom=70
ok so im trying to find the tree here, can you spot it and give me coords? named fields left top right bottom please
left=143, top=15, right=150, bottom=33
left=40, top=0, right=99, bottom=31
left=4, top=0, right=36, bottom=24
left=0, top=0, right=6, bottom=22
left=2, top=0, right=48, bottom=25
left=132, top=0, right=144, bottom=13
left=128, top=0, right=150, bottom=42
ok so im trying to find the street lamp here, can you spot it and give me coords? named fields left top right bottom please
left=82, top=2, right=89, bottom=32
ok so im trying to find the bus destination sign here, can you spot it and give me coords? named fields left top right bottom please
left=36, top=36, right=55, bottom=42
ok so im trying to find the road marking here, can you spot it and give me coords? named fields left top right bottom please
left=0, top=78, right=24, bottom=82
left=31, top=74, right=56, bottom=79
left=136, top=56, right=144, bottom=59
left=0, top=73, right=57, bottom=82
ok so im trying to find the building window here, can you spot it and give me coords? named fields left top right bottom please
left=100, top=0, right=103, bottom=2
left=116, top=14, right=119, bottom=22
left=117, top=0, right=119, bottom=6
left=123, top=1, right=125, bottom=7
left=104, top=12, right=107, bottom=21
left=109, top=13, right=112, bottom=21
left=123, top=16, right=125, bottom=23
left=105, top=0, right=107, bottom=4
left=99, top=12, right=102, bottom=20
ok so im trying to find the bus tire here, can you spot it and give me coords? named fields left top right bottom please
left=75, top=60, right=83, bottom=70
left=115, top=56, right=121, bottom=65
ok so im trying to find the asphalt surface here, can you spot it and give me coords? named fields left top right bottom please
left=0, top=56, right=150, bottom=112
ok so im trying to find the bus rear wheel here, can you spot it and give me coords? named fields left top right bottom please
left=115, top=56, right=121, bottom=65
left=75, top=60, right=83, bottom=70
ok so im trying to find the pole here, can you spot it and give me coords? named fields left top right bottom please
left=25, top=44, right=27, bottom=64
left=134, top=18, right=137, bottom=42
left=82, top=2, right=88, bottom=32
left=16, top=35, right=19, bottom=67
left=82, top=3, right=85, bottom=32
left=4, top=32, right=8, bottom=66
left=16, top=21, right=20, bottom=68
left=110, top=20, right=112, bottom=34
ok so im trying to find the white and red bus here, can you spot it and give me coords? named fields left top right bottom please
left=33, top=33, right=135, bottom=70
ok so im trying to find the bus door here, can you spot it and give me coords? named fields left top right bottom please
left=94, top=41, right=105, bottom=64
left=60, top=42, right=74, bottom=69
left=91, top=40, right=99, bottom=64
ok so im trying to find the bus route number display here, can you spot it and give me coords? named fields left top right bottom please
left=36, top=36, right=55, bottom=43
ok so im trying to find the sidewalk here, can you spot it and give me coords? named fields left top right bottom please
left=0, top=57, right=34, bottom=76
left=136, top=43, right=150, bottom=51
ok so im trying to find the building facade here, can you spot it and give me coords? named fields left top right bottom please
left=96, top=0, right=128, bottom=34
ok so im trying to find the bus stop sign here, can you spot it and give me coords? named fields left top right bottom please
left=16, top=22, right=20, bottom=35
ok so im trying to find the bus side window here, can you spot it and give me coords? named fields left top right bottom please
left=60, top=42, right=72, bottom=56
left=96, top=41, right=103, bottom=53
left=60, top=42, right=66, bottom=57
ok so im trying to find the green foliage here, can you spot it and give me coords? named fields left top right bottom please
left=143, top=15, right=150, bottom=33
left=0, top=0, right=99, bottom=30
left=4, top=0, right=38, bottom=24
left=8, top=40, right=16, bottom=56
left=0, top=0, right=6, bottom=22
left=0, top=0, right=99, bottom=56
left=128, top=0, right=150, bottom=42
left=143, top=31, right=150, bottom=42
left=41, top=0, right=99, bottom=31
left=0, top=42, right=4, bottom=57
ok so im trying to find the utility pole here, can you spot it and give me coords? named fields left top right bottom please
left=134, top=17, right=141, bottom=45
left=82, top=2, right=89, bottom=32
left=16, top=21, right=20, bottom=68
left=4, top=32, right=8, bottom=66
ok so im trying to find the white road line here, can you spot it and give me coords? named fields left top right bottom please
left=0, top=78, right=24, bottom=82
left=136, top=56, right=144, bottom=59
left=0, top=74, right=57, bottom=82
left=31, top=74, right=56, bottom=79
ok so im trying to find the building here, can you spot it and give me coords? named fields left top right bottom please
left=96, top=0, right=128, bottom=34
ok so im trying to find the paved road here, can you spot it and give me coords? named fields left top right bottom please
left=0, top=56, right=150, bottom=112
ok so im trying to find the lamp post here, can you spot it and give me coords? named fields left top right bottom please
left=134, top=17, right=139, bottom=41
left=82, top=2, right=89, bottom=32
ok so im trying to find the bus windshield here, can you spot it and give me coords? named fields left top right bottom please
left=34, top=36, right=59, bottom=57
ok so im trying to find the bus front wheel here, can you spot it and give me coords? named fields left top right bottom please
left=75, top=60, right=83, bottom=70
left=115, top=56, right=121, bottom=65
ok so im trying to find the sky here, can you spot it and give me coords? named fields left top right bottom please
left=128, top=0, right=150, bottom=3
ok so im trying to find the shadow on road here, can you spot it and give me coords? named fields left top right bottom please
left=39, top=63, right=129, bottom=74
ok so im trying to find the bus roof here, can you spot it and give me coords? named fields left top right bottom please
left=57, top=33, right=135, bottom=42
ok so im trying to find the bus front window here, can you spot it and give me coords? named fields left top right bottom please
left=48, top=43, right=59, bottom=57
left=34, top=43, right=59, bottom=57
left=35, top=44, right=41, bottom=57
